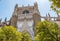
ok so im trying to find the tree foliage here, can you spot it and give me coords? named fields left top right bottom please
left=0, top=26, right=22, bottom=41
left=0, top=21, right=60, bottom=41
left=35, top=21, right=60, bottom=41
left=49, top=0, right=60, bottom=15
left=0, top=26, right=32, bottom=41
left=22, top=31, right=32, bottom=41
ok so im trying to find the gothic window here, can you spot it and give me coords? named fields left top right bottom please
left=23, top=10, right=29, bottom=14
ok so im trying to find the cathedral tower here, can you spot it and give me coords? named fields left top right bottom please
left=10, top=2, right=41, bottom=39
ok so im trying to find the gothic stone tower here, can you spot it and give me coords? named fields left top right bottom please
left=10, top=2, right=40, bottom=39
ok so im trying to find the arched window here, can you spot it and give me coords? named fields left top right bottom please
left=23, top=10, right=29, bottom=14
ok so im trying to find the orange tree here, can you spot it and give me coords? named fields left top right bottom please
left=0, top=26, right=22, bottom=41
left=22, top=31, right=32, bottom=41
left=35, top=21, right=60, bottom=41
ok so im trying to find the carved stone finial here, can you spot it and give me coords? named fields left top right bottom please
left=22, top=5, right=24, bottom=7
left=28, top=4, right=30, bottom=6
left=45, top=13, right=51, bottom=21
left=5, top=17, right=7, bottom=22
left=15, top=4, right=18, bottom=11
left=15, top=4, right=18, bottom=8
left=34, top=2, right=38, bottom=12
left=0, top=18, right=2, bottom=27
left=48, top=13, right=50, bottom=17
left=45, top=14, right=47, bottom=20
left=0, top=18, right=2, bottom=22
left=34, top=2, right=37, bottom=6
left=46, top=14, right=47, bottom=17
left=9, top=19, right=11, bottom=25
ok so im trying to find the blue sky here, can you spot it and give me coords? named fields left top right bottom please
left=0, top=0, right=57, bottom=21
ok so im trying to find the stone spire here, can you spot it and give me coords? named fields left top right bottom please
left=45, top=13, right=51, bottom=21
left=0, top=18, right=2, bottom=27
left=48, top=13, right=50, bottom=17
left=34, top=2, right=38, bottom=11
left=14, top=4, right=18, bottom=12
left=0, top=18, right=2, bottom=23
left=3, top=17, right=7, bottom=25
left=22, top=5, right=24, bottom=7
left=13, top=4, right=18, bottom=16
left=48, top=13, right=51, bottom=21
left=28, top=4, right=30, bottom=7
left=45, top=14, right=48, bottom=20
left=5, top=17, right=7, bottom=22
left=15, top=4, right=18, bottom=8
